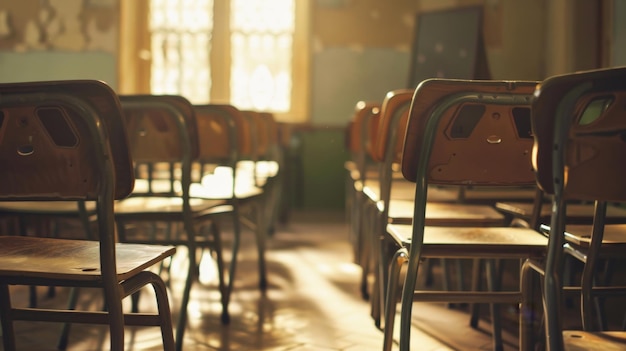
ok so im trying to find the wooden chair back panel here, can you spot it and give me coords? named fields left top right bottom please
left=260, top=112, right=278, bottom=151
left=532, top=67, right=626, bottom=201
left=194, top=105, right=235, bottom=162
left=211, top=105, right=252, bottom=158
left=120, top=95, right=199, bottom=163
left=278, top=122, right=293, bottom=149
left=250, top=111, right=270, bottom=157
left=373, top=89, right=414, bottom=164
left=0, top=80, right=133, bottom=200
left=402, top=79, right=538, bottom=186
left=366, top=109, right=382, bottom=162
left=349, top=101, right=380, bottom=154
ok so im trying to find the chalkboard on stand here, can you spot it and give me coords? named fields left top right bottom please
left=408, top=6, right=491, bottom=88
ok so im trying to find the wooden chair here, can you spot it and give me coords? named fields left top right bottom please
left=362, top=89, right=512, bottom=341
left=0, top=199, right=97, bottom=310
left=497, top=200, right=625, bottom=229
left=520, top=66, right=626, bottom=350
left=0, top=80, right=176, bottom=350
left=343, top=100, right=382, bottom=298
left=241, top=110, right=282, bottom=235
left=382, top=79, right=550, bottom=351
left=191, top=104, right=269, bottom=292
left=113, top=95, right=232, bottom=351
left=275, top=121, right=295, bottom=224
left=255, top=111, right=283, bottom=233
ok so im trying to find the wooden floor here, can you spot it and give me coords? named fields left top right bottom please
left=0, top=210, right=516, bottom=351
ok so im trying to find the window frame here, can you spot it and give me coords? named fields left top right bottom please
left=119, top=0, right=311, bottom=123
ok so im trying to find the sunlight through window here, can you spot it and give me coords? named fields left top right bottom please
left=150, top=0, right=213, bottom=103
left=146, top=0, right=304, bottom=120
left=230, top=0, right=295, bottom=112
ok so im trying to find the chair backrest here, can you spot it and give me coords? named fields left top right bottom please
left=370, top=89, right=414, bottom=208
left=258, top=112, right=280, bottom=160
left=201, top=105, right=253, bottom=160
left=252, top=111, right=270, bottom=160
left=194, top=104, right=239, bottom=167
left=531, top=65, right=626, bottom=351
left=347, top=101, right=379, bottom=154
left=239, top=111, right=261, bottom=162
left=0, top=80, right=134, bottom=201
left=348, top=101, right=381, bottom=180
left=119, top=95, right=199, bottom=197
left=277, top=121, right=293, bottom=148
left=372, top=89, right=414, bottom=165
left=120, top=95, right=199, bottom=164
left=0, top=79, right=134, bottom=281
left=532, top=66, right=626, bottom=201
left=193, top=104, right=262, bottom=192
left=402, top=79, right=538, bottom=186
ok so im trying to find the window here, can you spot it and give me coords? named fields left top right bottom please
left=149, top=0, right=213, bottom=103
left=119, top=0, right=310, bottom=122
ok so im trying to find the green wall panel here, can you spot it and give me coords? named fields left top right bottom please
left=0, top=52, right=117, bottom=89
left=297, top=128, right=348, bottom=210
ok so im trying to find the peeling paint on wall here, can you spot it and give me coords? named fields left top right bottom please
left=0, top=0, right=118, bottom=53
left=0, top=11, right=11, bottom=38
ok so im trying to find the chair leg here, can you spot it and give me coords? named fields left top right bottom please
left=370, top=265, right=381, bottom=328
left=103, top=287, right=125, bottom=351
left=519, top=260, right=534, bottom=351
left=254, top=201, right=268, bottom=291
left=57, top=287, right=81, bottom=350
left=370, top=212, right=387, bottom=329
left=28, top=285, right=37, bottom=308
left=175, top=248, right=196, bottom=351
left=399, top=246, right=423, bottom=351
left=131, top=291, right=141, bottom=313
left=419, top=258, right=434, bottom=287
left=382, top=248, right=408, bottom=351
left=209, top=220, right=230, bottom=324
left=441, top=259, right=454, bottom=308
left=0, top=283, right=16, bottom=351
left=470, top=258, right=483, bottom=328
left=486, top=259, right=504, bottom=351
left=455, top=258, right=465, bottom=291
left=224, top=204, right=242, bottom=317
left=148, top=273, right=175, bottom=351
left=359, top=200, right=371, bottom=300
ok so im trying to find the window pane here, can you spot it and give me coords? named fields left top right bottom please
left=149, top=0, right=213, bottom=103
left=230, top=0, right=294, bottom=112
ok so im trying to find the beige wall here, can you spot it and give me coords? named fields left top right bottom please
left=0, top=0, right=603, bottom=87
left=312, top=0, right=602, bottom=81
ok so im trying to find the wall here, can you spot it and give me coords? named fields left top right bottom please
left=0, top=0, right=118, bottom=87
left=303, top=0, right=548, bottom=210
left=611, top=0, right=626, bottom=65
left=0, top=0, right=605, bottom=211
left=310, top=0, right=547, bottom=128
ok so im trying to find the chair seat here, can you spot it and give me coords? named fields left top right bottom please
left=362, top=179, right=415, bottom=203
left=386, top=200, right=507, bottom=226
left=564, top=224, right=626, bottom=247
left=253, top=160, right=280, bottom=179
left=563, top=330, right=626, bottom=350
left=496, top=202, right=626, bottom=224
left=365, top=181, right=538, bottom=204
left=538, top=223, right=626, bottom=249
left=191, top=182, right=263, bottom=200
left=386, top=223, right=548, bottom=258
left=115, top=196, right=229, bottom=215
left=132, top=179, right=179, bottom=195
left=0, top=236, right=175, bottom=282
left=132, top=176, right=264, bottom=200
